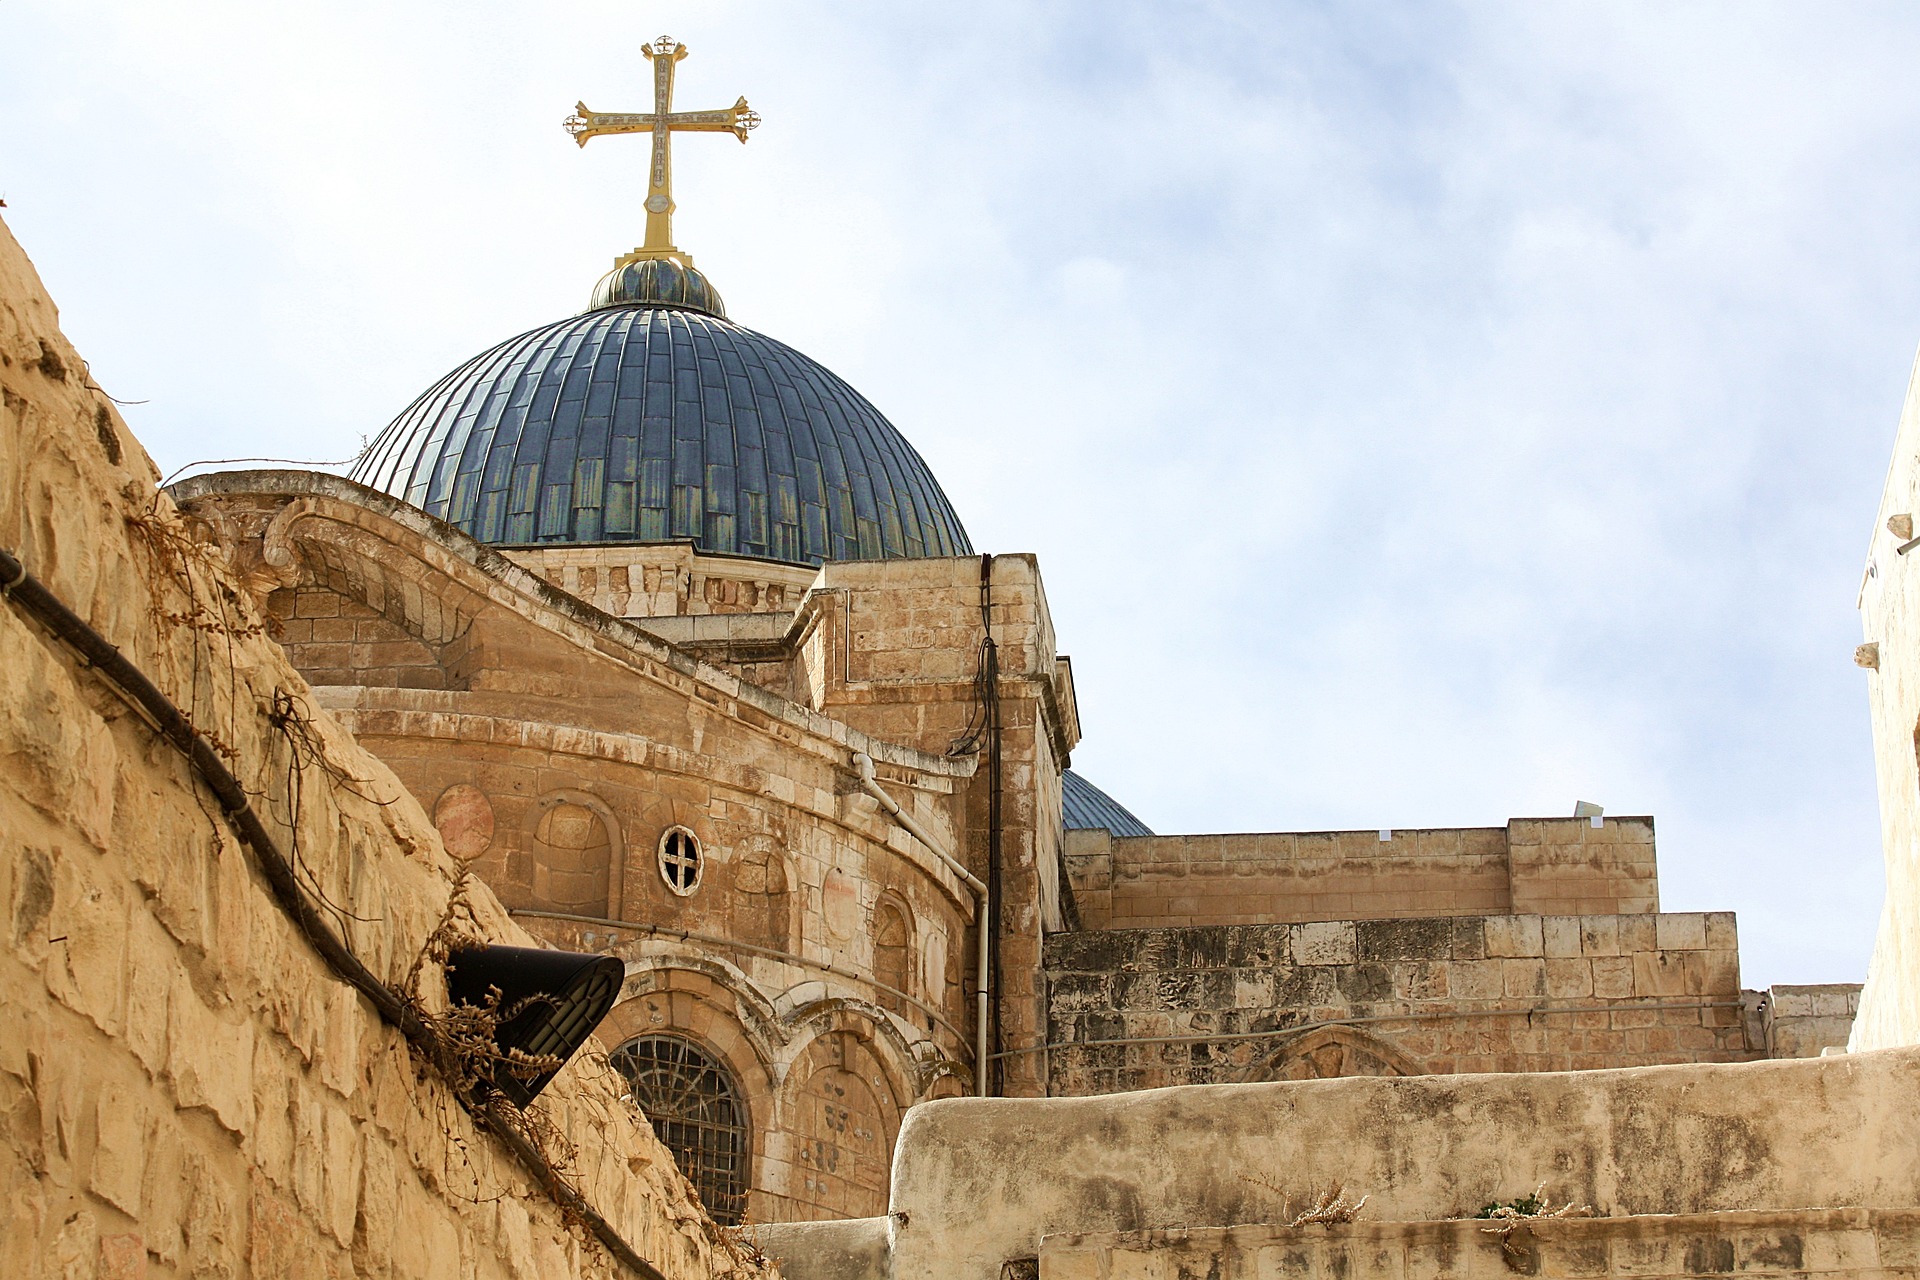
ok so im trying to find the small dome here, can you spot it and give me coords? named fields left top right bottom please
left=352, top=305, right=971, bottom=567
left=1063, top=770, right=1153, bottom=837
left=590, top=258, right=726, bottom=318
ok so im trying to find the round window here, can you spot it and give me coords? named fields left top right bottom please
left=658, top=826, right=703, bottom=895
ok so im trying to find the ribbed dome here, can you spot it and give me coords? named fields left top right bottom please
left=1062, top=770, right=1153, bottom=837
left=352, top=306, right=971, bottom=566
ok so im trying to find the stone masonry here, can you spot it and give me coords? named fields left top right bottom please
left=0, top=214, right=768, bottom=1280
left=1044, top=909, right=1749, bottom=1093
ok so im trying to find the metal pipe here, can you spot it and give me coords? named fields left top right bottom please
left=853, top=750, right=992, bottom=1097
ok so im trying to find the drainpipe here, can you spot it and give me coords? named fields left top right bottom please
left=852, top=750, right=992, bottom=1097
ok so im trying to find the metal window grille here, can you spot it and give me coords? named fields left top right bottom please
left=610, top=1035, right=748, bottom=1224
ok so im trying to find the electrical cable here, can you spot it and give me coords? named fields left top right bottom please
left=0, top=543, right=670, bottom=1280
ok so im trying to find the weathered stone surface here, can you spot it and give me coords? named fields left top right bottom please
left=1038, top=1208, right=1920, bottom=1280
left=1044, top=911, right=1754, bottom=1091
left=889, top=1050, right=1920, bottom=1280
left=0, top=213, right=768, bottom=1279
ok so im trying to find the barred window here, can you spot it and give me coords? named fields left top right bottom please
left=610, top=1035, right=749, bottom=1224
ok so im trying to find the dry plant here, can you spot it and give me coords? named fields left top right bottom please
left=1239, top=1174, right=1370, bottom=1227
left=1291, top=1182, right=1369, bottom=1226
left=1476, top=1185, right=1594, bottom=1271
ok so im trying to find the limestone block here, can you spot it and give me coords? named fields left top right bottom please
left=1655, top=914, right=1707, bottom=952
left=314, top=982, right=365, bottom=1100
left=0, top=1060, right=44, bottom=1178
left=249, top=1037, right=294, bottom=1189
left=1802, top=1225, right=1878, bottom=1272
left=1484, top=915, right=1544, bottom=958
left=89, top=1081, right=152, bottom=1216
left=320, top=1109, right=362, bottom=1247
left=44, top=1205, right=99, bottom=1280
left=1704, top=912, right=1737, bottom=952
left=0, top=625, right=119, bottom=854
left=4, top=843, right=54, bottom=970
left=181, top=1145, right=245, bottom=1277
left=1618, top=916, right=1657, bottom=955
left=1542, top=916, right=1581, bottom=959
left=356, top=1133, right=399, bottom=1274
left=44, top=846, right=130, bottom=1037
left=1633, top=952, right=1688, bottom=999
left=1544, top=959, right=1595, bottom=1000
left=1449, top=961, right=1506, bottom=1001
left=0, top=1165, right=46, bottom=1280
left=123, top=907, right=173, bottom=1078
left=1292, top=922, right=1356, bottom=966
left=1591, top=957, right=1634, bottom=999
left=165, top=968, right=255, bottom=1137
left=1579, top=917, right=1620, bottom=958
left=1106, top=1246, right=1165, bottom=1279
left=1503, top=959, right=1548, bottom=999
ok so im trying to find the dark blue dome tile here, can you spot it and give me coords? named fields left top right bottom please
left=355, top=305, right=969, bottom=565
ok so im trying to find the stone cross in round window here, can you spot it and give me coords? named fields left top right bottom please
left=658, top=826, right=703, bottom=895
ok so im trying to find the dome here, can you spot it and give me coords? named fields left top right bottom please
left=1062, top=770, right=1153, bottom=837
left=352, top=305, right=971, bottom=567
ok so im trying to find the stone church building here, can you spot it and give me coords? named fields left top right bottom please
left=12, top=37, right=1917, bottom=1280
left=156, top=40, right=1846, bottom=1230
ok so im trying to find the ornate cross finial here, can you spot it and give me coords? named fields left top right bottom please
left=563, top=36, right=760, bottom=269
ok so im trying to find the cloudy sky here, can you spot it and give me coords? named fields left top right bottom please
left=6, top=1, right=1915, bottom=985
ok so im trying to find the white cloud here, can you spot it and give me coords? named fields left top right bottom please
left=4, top=0, right=1910, bottom=984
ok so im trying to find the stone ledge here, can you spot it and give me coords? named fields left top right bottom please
left=1038, top=1206, right=1920, bottom=1279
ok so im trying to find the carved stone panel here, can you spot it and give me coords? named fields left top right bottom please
left=783, top=1033, right=898, bottom=1220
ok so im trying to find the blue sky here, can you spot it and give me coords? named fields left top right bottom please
left=5, top=1, right=1914, bottom=985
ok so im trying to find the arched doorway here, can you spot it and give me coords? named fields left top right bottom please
left=610, top=1035, right=751, bottom=1224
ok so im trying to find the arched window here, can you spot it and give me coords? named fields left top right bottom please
left=873, top=901, right=912, bottom=1015
left=609, top=1035, right=749, bottom=1223
left=733, top=844, right=791, bottom=951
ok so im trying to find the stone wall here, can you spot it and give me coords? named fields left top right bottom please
left=1853, top=347, right=1920, bottom=1051
left=1043, top=911, right=1750, bottom=1092
left=883, top=1049, right=1920, bottom=1280
left=1037, top=1208, right=1920, bottom=1280
left=0, top=215, right=766, bottom=1279
left=1065, top=818, right=1657, bottom=931
left=271, top=586, right=458, bottom=690
left=171, top=474, right=986, bottom=1222
left=1763, top=983, right=1861, bottom=1058
left=798, top=556, right=1079, bottom=1099
left=505, top=542, right=816, bottom=620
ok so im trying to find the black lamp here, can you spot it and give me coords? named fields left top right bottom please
left=444, top=944, right=626, bottom=1107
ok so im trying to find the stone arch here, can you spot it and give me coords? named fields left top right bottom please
left=607, top=1034, right=751, bottom=1224
left=775, top=1027, right=904, bottom=1221
left=922, top=1070, right=968, bottom=1101
left=607, top=959, right=783, bottom=1102
left=731, top=837, right=793, bottom=952
left=1244, top=1025, right=1424, bottom=1083
left=872, top=894, right=914, bottom=1015
left=523, top=789, right=624, bottom=918
left=598, top=964, right=780, bottom=1218
left=781, top=998, right=923, bottom=1117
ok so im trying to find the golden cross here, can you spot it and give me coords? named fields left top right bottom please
left=564, top=35, right=760, bottom=268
